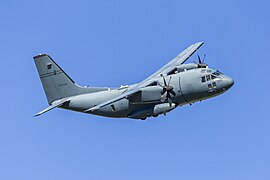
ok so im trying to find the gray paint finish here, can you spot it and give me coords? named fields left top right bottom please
left=34, top=42, right=234, bottom=120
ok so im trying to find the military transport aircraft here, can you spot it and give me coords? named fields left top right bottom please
left=34, top=42, right=234, bottom=120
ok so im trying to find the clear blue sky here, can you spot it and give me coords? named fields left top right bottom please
left=1, top=0, right=269, bottom=179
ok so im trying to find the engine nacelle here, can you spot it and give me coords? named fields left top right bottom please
left=128, top=86, right=163, bottom=103
left=128, top=103, right=176, bottom=119
left=175, top=63, right=198, bottom=72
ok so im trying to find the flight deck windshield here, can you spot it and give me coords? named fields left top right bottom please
left=213, top=70, right=223, bottom=76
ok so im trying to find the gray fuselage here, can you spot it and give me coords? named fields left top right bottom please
left=62, top=67, right=233, bottom=119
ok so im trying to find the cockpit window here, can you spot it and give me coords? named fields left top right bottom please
left=217, top=70, right=223, bottom=74
left=213, top=70, right=223, bottom=76
left=201, top=76, right=206, bottom=83
left=202, top=74, right=217, bottom=83
left=206, top=75, right=211, bottom=81
left=211, top=74, right=217, bottom=79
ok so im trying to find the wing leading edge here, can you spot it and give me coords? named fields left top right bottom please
left=142, top=42, right=204, bottom=81
left=85, top=42, right=204, bottom=112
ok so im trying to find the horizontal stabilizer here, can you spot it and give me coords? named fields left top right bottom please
left=34, top=98, right=70, bottom=117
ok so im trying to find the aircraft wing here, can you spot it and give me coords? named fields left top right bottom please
left=141, top=41, right=204, bottom=82
left=85, top=42, right=203, bottom=112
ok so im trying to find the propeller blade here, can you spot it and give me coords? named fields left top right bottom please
left=166, top=91, right=171, bottom=99
left=158, top=75, right=175, bottom=105
left=203, top=54, right=206, bottom=63
left=163, top=76, right=167, bottom=86
left=197, top=54, right=202, bottom=64
left=170, top=91, right=176, bottom=96
left=168, top=76, right=172, bottom=86
left=168, top=98, right=172, bottom=107
left=161, top=88, right=166, bottom=95
left=161, top=92, right=167, bottom=102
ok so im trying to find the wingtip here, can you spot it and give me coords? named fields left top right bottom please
left=192, top=42, right=204, bottom=48
left=33, top=113, right=40, bottom=117
left=196, top=41, right=204, bottom=45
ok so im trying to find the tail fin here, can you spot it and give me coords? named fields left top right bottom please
left=34, top=54, right=105, bottom=104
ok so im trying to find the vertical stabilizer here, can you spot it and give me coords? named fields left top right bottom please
left=34, top=54, right=106, bottom=104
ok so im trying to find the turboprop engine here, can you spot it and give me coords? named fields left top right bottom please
left=167, top=55, right=208, bottom=75
left=128, top=103, right=177, bottom=120
left=175, top=63, right=198, bottom=72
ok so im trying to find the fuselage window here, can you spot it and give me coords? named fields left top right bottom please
left=201, top=76, right=206, bottom=83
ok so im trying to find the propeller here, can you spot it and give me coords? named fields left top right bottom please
left=158, top=75, right=176, bottom=107
left=194, top=54, right=208, bottom=68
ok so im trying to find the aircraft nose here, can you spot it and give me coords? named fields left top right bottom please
left=223, top=76, right=234, bottom=90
